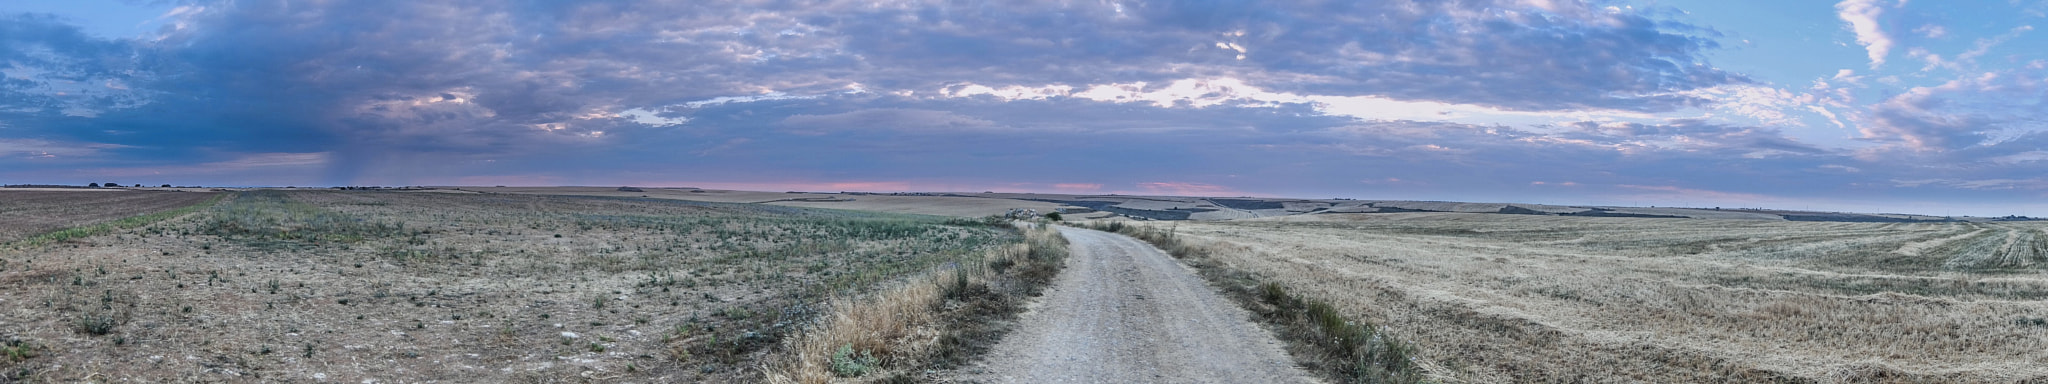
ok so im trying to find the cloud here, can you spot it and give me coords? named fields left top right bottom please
left=781, top=109, right=998, bottom=133
left=51, top=152, right=330, bottom=180
left=1837, top=0, right=1896, bottom=69
left=0, top=0, right=1740, bottom=169
left=694, top=137, right=751, bottom=156
left=454, top=174, right=560, bottom=186
left=1914, top=24, right=1948, bottom=38
left=1614, top=184, right=1783, bottom=205
left=4, top=0, right=2048, bottom=214
left=950, top=77, right=1672, bottom=127
left=1560, top=120, right=1824, bottom=156
left=1989, top=151, right=2048, bottom=164
left=1818, top=164, right=1863, bottom=172
left=1053, top=183, right=1103, bottom=192
left=1136, top=182, right=1242, bottom=196
left=667, top=180, right=931, bottom=193
left=200, top=152, right=329, bottom=169
left=0, top=138, right=126, bottom=160
left=1680, top=84, right=1821, bottom=126
left=0, top=13, right=147, bottom=115
left=1892, top=178, right=2048, bottom=190
left=1956, top=26, right=2035, bottom=67
left=1862, top=70, right=2048, bottom=151
left=1910, top=25, right=2033, bottom=72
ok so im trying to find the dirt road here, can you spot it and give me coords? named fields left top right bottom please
left=960, top=227, right=1317, bottom=383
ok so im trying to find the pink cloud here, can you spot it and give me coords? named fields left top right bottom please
left=1359, top=177, right=1418, bottom=185
left=1054, top=183, right=1103, bottom=192
left=1133, top=182, right=1242, bottom=196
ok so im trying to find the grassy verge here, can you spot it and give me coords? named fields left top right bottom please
left=8, top=193, right=224, bottom=249
left=1078, top=220, right=1431, bottom=384
left=767, top=222, right=1069, bottom=384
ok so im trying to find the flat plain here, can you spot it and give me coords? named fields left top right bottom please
left=10, top=187, right=2046, bottom=383
left=0, top=190, right=1021, bottom=382
left=1155, top=213, right=2048, bottom=382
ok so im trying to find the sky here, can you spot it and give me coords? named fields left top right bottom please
left=1, top=1, right=2045, bottom=216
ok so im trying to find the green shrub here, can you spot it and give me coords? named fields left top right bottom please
left=830, top=344, right=878, bottom=377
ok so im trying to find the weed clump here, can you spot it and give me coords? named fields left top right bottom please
left=73, top=311, right=124, bottom=336
left=1, top=337, right=36, bottom=362
left=829, top=344, right=878, bottom=377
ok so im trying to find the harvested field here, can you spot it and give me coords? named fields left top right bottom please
left=0, top=190, right=1025, bottom=382
left=1138, top=213, right=2048, bottom=382
left=0, top=190, right=220, bottom=243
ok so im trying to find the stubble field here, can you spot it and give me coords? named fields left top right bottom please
left=0, top=190, right=1023, bottom=382
left=1150, top=213, right=2048, bottom=383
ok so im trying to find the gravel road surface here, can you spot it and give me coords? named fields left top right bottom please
left=959, top=226, right=1317, bottom=383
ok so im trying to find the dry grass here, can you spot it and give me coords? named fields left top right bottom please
left=767, top=224, right=1068, bottom=384
left=1117, top=213, right=2048, bottom=383
left=0, top=191, right=1021, bottom=382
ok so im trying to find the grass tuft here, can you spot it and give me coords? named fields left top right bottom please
left=72, top=311, right=124, bottom=336
left=1, top=337, right=36, bottom=363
